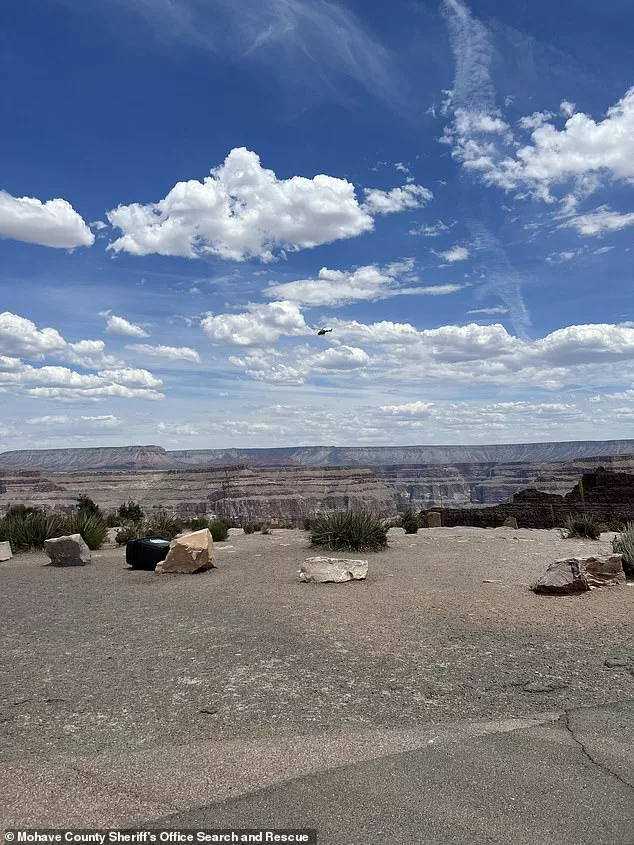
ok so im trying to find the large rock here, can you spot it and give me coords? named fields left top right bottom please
left=156, top=529, right=215, bottom=574
left=503, top=516, right=519, bottom=529
left=0, top=541, right=12, bottom=561
left=531, top=554, right=625, bottom=595
left=44, top=534, right=91, bottom=566
left=299, top=556, right=368, bottom=583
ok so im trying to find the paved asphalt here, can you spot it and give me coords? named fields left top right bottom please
left=159, top=703, right=634, bottom=845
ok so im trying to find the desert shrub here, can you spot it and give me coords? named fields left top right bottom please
left=606, top=519, right=626, bottom=533
left=562, top=514, right=602, bottom=540
left=5, top=504, right=45, bottom=519
left=105, top=511, right=120, bottom=528
left=303, top=517, right=314, bottom=531
left=243, top=522, right=261, bottom=534
left=143, top=512, right=184, bottom=541
left=309, top=510, right=388, bottom=552
left=0, top=510, right=66, bottom=551
left=75, top=495, right=102, bottom=518
left=115, top=524, right=141, bottom=545
left=115, top=513, right=182, bottom=545
left=260, top=522, right=272, bottom=535
left=208, top=520, right=229, bottom=541
left=612, top=523, right=634, bottom=577
left=117, top=499, right=144, bottom=523
left=67, top=511, right=108, bottom=550
left=187, top=516, right=210, bottom=531
left=399, top=511, right=420, bottom=534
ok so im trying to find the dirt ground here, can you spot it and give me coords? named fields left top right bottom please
left=1, top=526, right=633, bottom=765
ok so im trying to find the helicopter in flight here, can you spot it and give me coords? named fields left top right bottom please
left=317, top=327, right=332, bottom=336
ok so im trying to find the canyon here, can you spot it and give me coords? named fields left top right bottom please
left=3, top=442, right=634, bottom=524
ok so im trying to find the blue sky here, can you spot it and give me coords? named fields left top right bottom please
left=1, top=0, right=633, bottom=449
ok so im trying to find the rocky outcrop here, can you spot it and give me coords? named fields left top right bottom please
left=299, top=557, right=368, bottom=583
left=44, top=534, right=91, bottom=566
left=531, top=555, right=625, bottom=594
left=423, top=468, right=634, bottom=528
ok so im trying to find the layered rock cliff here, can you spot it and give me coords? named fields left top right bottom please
left=424, top=467, right=634, bottom=529
left=4, top=454, right=634, bottom=525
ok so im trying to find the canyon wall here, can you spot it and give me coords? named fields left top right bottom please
left=3, top=453, right=634, bottom=524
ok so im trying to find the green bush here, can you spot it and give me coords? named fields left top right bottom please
left=187, top=516, right=210, bottom=531
left=0, top=510, right=66, bottom=551
left=115, top=524, right=140, bottom=545
left=260, top=522, right=272, bottom=535
left=66, top=511, right=108, bottom=550
left=612, top=523, right=634, bottom=577
left=105, top=511, right=120, bottom=527
left=75, top=495, right=102, bottom=518
left=209, top=520, right=229, bottom=542
left=562, top=514, right=602, bottom=540
left=399, top=511, right=420, bottom=534
left=309, top=510, right=388, bottom=552
left=5, top=504, right=43, bottom=518
left=117, top=499, right=144, bottom=523
left=243, top=523, right=259, bottom=534
left=116, top=515, right=228, bottom=545
left=143, top=512, right=184, bottom=541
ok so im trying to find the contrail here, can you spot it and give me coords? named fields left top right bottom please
left=441, top=0, right=531, bottom=337
left=441, top=0, right=496, bottom=112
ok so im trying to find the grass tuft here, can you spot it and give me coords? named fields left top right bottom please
left=562, top=514, right=602, bottom=540
left=612, top=522, right=634, bottom=577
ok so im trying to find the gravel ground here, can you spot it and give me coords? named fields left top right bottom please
left=1, top=527, right=633, bottom=762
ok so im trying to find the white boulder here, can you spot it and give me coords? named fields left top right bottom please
left=300, top=556, right=368, bottom=583
left=44, top=534, right=91, bottom=566
left=0, top=541, right=13, bottom=562
left=156, top=529, right=215, bottom=574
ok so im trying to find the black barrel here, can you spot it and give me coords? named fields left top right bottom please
left=126, top=537, right=171, bottom=570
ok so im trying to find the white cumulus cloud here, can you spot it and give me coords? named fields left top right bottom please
left=0, top=312, right=120, bottom=368
left=202, top=300, right=309, bottom=346
left=0, top=190, right=94, bottom=249
left=107, top=148, right=378, bottom=262
left=362, top=184, right=433, bottom=215
left=103, top=313, right=149, bottom=338
left=435, top=245, right=470, bottom=263
left=127, top=344, right=201, bottom=363
left=264, top=261, right=463, bottom=307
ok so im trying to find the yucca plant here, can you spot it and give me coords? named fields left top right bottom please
left=143, top=512, right=184, bottom=541
left=67, top=511, right=108, bottom=550
left=562, top=514, right=602, bottom=540
left=309, top=510, right=388, bottom=552
left=0, top=510, right=66, bottom=551
left=612, top=522, right=634, bottom=577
